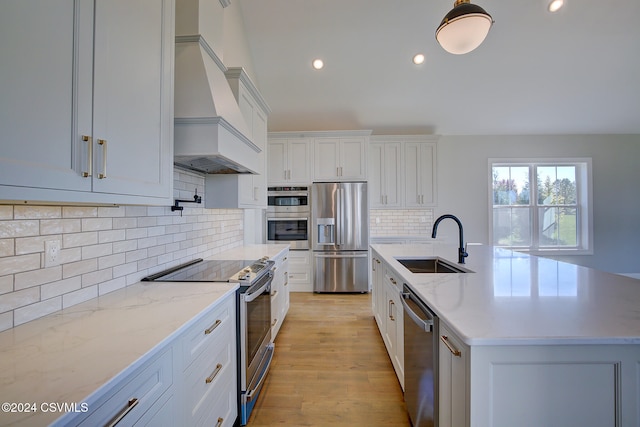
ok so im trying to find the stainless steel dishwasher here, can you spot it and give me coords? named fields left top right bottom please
left=401, top=283, right=439, bottom=427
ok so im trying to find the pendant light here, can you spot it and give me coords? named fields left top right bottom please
left=436, top=0, right=494, bottom=55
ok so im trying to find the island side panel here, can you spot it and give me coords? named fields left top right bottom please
left=469, top=344, right=640, bottom=427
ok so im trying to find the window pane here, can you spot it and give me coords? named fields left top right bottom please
left=539, top=207, right=577, bottom=247
left=493, top=207, right=531, bottom=246
left=492, top=166, right=529, bottom=205
left=537, top=166, right=577, bottom=205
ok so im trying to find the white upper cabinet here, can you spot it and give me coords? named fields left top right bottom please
left=313, top=136, right=368, bottom=181
left=368, top=135, right=438, bottom=209
left=369, top=139, right=402, bottom=208
left=267, top=138, right=311, bottom=185
left=0, top=0, right=174, bottom=205
left=404, top=140, right=437, bottom=207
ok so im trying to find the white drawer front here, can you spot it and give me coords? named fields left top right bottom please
left=77, top=347, right=173, bottom=427
left=184, top=324, right=236, bottom=426
left=181, top=295, right=234, bottom=370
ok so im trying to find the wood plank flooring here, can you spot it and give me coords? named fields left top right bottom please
left=247, top=292, right=411, bottom=426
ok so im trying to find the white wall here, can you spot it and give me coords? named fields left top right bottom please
left=435, top=134, right=640, bottom=274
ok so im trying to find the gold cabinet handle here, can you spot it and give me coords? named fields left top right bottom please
left=204, top=319, right=222, bottom=335
left=271, top=290, right=278, bottom=297
left=388, top=300, right=395, bottom=321
left=82, top=135, right=92, bottom=177
left=440, top=335, right=462, bottom=357
left=106, top=398, right=139, bottom=427
left=215, top=417, right=224, bottom=427
left=272, top=318, right=278, bottom=327
left=98, top=138, right=107, bottom=179
left=205, top=363, right=223, bottom=384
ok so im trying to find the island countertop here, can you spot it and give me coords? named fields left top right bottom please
left=371, top=243, right=640, bottom=346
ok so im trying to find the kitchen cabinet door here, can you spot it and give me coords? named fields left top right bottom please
left=313, top=137, right=367, bottom=181
left=267, top=138, right=311, bottom=185
left=0, top=0, right=91, bottom=195
left=439, top=322, right=469, bottom=427
left=404, top=142, right=437, bottom=207
left=383, top=265, right=404, bottom=389
left=0, top=0, right=174, bottom=205
left=369, top=142, right=402, bottom=208
left=371, top=254, right=385, bottom=330
left=90, top=0, right=173, bottom=201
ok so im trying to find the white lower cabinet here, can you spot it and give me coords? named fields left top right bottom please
left=70, top=347, right=174, bottom=427
left=287, top=250, right=313, bottom=292
left=270, top=248, right=290, bottom=340
left=180, top=294, right=237, bottom=426
left=438, top=322, right=469, bottom=427
left=371, top=249, right=404, bottom=389
left=440, top=319, right=640, bottom=427
left=371, top=256, right=384, bottom=329
left=57, top=292, right=237, bottom=427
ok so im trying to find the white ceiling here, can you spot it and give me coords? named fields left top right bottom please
left=238, top=0, right=640, bottom=135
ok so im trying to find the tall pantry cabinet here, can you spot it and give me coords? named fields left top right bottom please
left=0, top=0, right=174, bottom=205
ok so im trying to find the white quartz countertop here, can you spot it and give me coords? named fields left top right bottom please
left=371, top=243, right=640, bottom=346
left=0, top=244, right=288, bottom=426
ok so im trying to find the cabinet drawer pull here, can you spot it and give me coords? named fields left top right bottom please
left=388, top=300, right=395, bottom=321
left=82, top=135, right=93, bottom=177
left=205, top=363, right=223, bottom=384
left=105, top=397, right=139, bottom=427
left=204, top=319, right=222, bottom=335
left=272, top=318, right=278, bottom=326
left=215, top=417, right=224, bottom=427
left=440, top=335, right=462, bottom=357
left=271, top=290, right=278, bottom=297
left=98, top=138, right=107, bottom=179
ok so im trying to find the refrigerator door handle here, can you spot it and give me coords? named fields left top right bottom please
left=339, top=188, right=345, bottom=245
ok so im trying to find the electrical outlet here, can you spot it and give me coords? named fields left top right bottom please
left=45, top=239, right=61, bottom=268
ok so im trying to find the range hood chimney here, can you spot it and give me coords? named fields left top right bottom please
left=174, top=18, right=260, bottom=174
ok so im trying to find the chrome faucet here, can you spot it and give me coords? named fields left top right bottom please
left=431, top=214, right=468, bottom=264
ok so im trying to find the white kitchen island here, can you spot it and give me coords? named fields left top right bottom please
left=371, top=243, right=640, bottom=427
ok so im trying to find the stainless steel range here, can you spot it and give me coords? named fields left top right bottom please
left=142, top=257, right=275, bottom=425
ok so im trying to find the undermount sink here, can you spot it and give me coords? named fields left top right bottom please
left=395, top=257, right=470, bottom=273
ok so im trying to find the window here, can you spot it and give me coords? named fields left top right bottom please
left=489, top=159, right=592, bottom=255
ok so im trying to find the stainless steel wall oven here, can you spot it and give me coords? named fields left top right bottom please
left=266, top=186, right=310, bottom=250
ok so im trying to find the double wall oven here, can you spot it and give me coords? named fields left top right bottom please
left=142, top=257, right=275, bottom=425
left=266, top=186, right=310, bottom=250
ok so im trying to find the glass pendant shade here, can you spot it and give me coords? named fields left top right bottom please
left=436, top=0, right=493, bottom=55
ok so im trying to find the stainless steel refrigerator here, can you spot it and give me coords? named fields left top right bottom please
left=311, top=182, right=369, bottom=292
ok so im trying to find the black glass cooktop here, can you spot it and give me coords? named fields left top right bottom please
left=142, top=258, right=254, bottom=282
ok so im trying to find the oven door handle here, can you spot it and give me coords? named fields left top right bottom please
left=267, top=217, right=308, bottom=221
left=246, top=344, right=275, bottom=403
left=244, top=276, right=273, bottom=303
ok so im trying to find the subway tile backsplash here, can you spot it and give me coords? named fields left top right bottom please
left=0, top=168, right=244, bottom=332
left=370, top=209, right=433, bottom=237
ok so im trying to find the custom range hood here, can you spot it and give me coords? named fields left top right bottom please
left=174, top=35, right=260, bottom=174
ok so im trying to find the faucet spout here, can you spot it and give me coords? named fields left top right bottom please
left=431, top=214, right=468, bottom=264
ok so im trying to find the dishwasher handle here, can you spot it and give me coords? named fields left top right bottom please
left=401, top=289, right=434, bottom=333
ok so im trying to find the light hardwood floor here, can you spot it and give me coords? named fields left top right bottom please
left=247, top=292, right=411, bottom=426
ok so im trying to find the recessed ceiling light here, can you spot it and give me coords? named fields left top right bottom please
left=312, top=59, right=324, bottom=70
left=413, top=54, right=426, bottom=65
left=548, top=0, right=564, bottom=12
